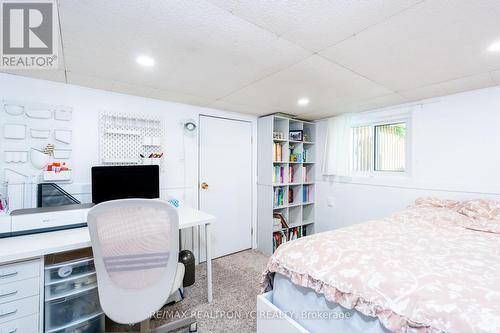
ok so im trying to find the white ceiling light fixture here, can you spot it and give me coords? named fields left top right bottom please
left=297, top=98, right=310, bottom=106
left=136, top=55, right=155, bottom=67
left=487, top=41, right=500, bottom=52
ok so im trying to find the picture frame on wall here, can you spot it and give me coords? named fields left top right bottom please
left=289, top=130, right=303, bottom=141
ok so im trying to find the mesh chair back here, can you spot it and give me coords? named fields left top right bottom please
left=87, top=199, right=179, bottom=324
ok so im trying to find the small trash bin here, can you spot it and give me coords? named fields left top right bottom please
left=179, top=250, right=195, bottom=287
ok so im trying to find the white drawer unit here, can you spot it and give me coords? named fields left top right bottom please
left=0, top=260, right=40, bottom=285
left=44, top=256, right=103, bottom=333
left=0, top=277, right=39, bottom=304
left=0, top=259, right=41, bottom=333
left=0, top=295, right=39, bottom=325
left=0, top=313, right=38, bottom=333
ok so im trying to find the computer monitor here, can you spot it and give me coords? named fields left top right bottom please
left=91, top=165, right=160, bottom=204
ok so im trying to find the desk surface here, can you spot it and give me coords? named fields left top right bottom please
left=0, top=206, right=215, bottom=264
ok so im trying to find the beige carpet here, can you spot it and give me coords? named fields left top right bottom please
left=106, top=249, right=270, bottom=333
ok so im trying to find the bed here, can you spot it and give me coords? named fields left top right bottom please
left=258, top=198, right=500, bottom=333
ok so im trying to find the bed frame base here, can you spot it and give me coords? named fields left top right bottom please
left=256, top=291, right=310, bottom=333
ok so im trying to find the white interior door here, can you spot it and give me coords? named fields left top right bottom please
left=199, top=115, right=253, bottom=259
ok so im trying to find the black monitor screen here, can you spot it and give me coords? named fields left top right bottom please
left=91, top=165, right=160, bottom=204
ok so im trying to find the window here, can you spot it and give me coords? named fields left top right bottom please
left=351, top=121, right=408, bottom=174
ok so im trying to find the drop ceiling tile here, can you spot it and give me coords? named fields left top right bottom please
left=490, top=70, right=500, bottom=85
left=209, top=100, right=273, bottom=116
left=208, top=0, right=422, bottom=52
left=0, top=39, right=67, bottom=83
left=321, top=0, right=500, bottom=91
left=58, top=0, right=310, bottom=101
left=217, top=55, right=394, bottom=116
left=0, top=69, right=66, bottom=83
left=398, top=73, right=496, bottom=101
left=66, top=71, right=213, bottom=106
left=339, top=93, right=408, bottom=114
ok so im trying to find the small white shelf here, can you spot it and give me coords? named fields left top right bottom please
left=105, top=128, right=141, bottom=135
left=102, top=157, right=138, bottom=164
left=42, top=170, right=72, bottom=182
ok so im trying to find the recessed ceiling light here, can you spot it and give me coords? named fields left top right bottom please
left=136, top=55, right=155, bottom=67
left=297, top=98, right=310, bottom=106
left=488, top=41, right=500, bottom=52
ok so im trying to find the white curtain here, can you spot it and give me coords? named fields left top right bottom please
left=322, top=114, right=351, bottom=176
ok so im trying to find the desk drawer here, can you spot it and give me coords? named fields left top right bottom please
left=0, top=277, right=39, bottom=305
left=0, top=313, right=38, bottom=333
left=0, top=260, right=40, bottom=285
left=0, top=295, right=39, bottom=325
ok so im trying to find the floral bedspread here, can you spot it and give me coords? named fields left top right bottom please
left=261, top=198, right=500, bottom=333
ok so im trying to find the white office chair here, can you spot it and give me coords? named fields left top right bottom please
left=87, top=199, right=197, bottom=333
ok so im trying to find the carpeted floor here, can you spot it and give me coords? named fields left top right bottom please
left=106, top=249, right=270, bottom=333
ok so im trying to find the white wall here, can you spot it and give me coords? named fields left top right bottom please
left=0, top=73, right=257, bottom=250
left=315, top=85, right=500, bottom=232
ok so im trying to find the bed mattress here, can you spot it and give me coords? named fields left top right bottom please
left=273, top=273, right=390, bottom=333
left=262, top=198, right=500, bottom=333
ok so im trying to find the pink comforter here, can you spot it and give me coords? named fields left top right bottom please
left=261, top=198, right=500, bottom=333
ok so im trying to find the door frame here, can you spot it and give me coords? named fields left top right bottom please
left=196, top=114, right=257, bottom=261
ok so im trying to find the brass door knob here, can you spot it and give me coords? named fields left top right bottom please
left=201, top=182, right=209, bottom=190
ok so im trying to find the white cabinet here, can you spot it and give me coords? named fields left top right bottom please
left=0, top=259, right=41, bottom=332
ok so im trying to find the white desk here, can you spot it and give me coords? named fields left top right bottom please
left=0, top=205, right=215, bottom=303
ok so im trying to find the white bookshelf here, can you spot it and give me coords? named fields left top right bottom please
left=257, top=115, right=316, bottom=255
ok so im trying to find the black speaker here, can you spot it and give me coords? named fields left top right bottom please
left=179, top=250, right=195, bottom=287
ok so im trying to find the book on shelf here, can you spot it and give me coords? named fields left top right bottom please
left=288, top=188, right=293, bottom=204
left=302, top=166, right=307, bottom=182
left=273, top=142, right=283, bottom=161
left=273, top=165, right=285, bottom=183
left=303, top=184, right=312, bottom=202
left=273, top=226, right=307, bottom=251
left=289, top=166, right=294, bottom=183
left=273, top=187, right=285, bottom=207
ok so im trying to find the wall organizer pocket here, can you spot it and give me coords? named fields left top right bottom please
left=54, top=129, right=72, bottom=144
left=52, top=149, right=71, bottom=159
left=30, top=128, right=51, bottom=139
left=55, top=109, right=72, bottom=121
left=4, top=123, right=26, bottom=139
left=30, top=148, right=50, bottom=169
left=26, top=109, right=52, bottom=119
left=4, top=104, right=24, bottom=116
left=4, top=151, right=28, bottom=163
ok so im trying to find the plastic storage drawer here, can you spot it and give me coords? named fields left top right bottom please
left=45, top=257, right=95, bottom=284
left=45, top=273, right=97, bottom=300
left=48, top=313, right=104, bottom=333
left=45, top=287, right=101, bottom=332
